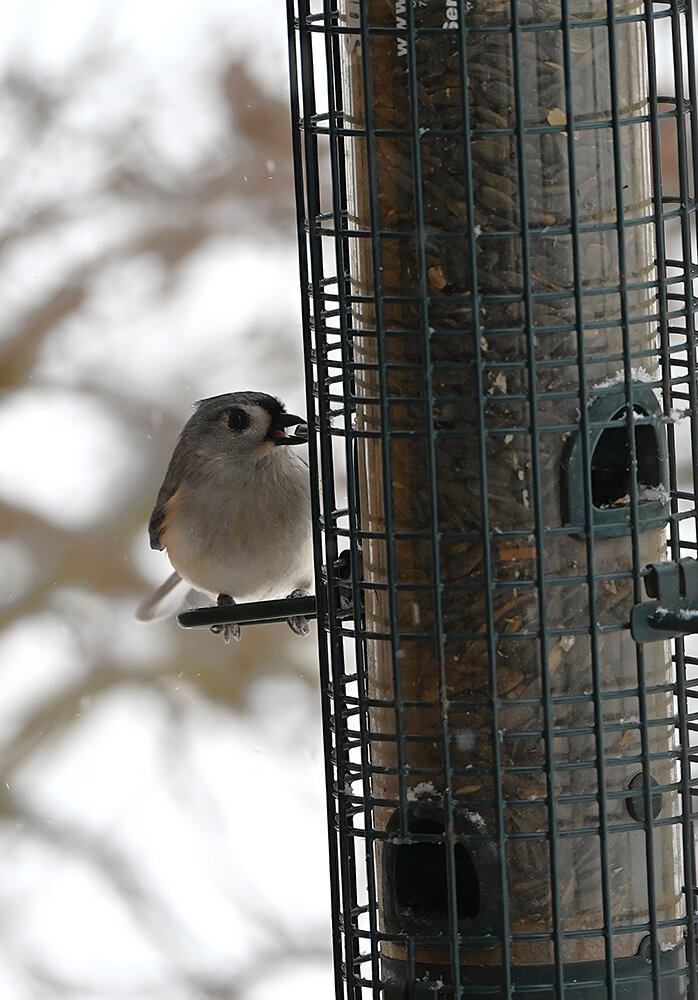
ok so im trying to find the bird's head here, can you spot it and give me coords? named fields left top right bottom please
left=185, top=391, right=307, bottom=463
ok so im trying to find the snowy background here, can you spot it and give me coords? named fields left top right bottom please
left=0, top=2, right=333, bottom=998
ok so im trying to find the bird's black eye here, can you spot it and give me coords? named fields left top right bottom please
left=227, top=408, right=249, bottom=431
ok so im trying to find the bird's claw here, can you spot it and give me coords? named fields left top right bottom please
left=287, top=616, right=310, bottom=637
left=211, top=594, right=242, bottom=644
left=286, top=588, right=311, bottom=637
left=210, top=622, right=242, bottom=644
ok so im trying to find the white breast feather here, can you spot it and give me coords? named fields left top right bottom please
left=163, top=450, right=313, bottom=602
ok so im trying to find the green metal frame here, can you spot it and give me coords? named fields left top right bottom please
left=286, top=0, right=698, bottom=997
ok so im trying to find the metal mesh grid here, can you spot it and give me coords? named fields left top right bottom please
left=286, top=0, right=698, bottom=996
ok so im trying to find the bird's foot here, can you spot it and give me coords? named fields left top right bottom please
left=210, top=593, right=241, bottom=644
left=286, top=588, right=311, bottom=637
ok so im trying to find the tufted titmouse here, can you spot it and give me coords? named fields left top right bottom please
left=136, top=391, right=313, bottom=643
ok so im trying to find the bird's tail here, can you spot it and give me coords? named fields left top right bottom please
left=135, top=570, right=187, bottom=622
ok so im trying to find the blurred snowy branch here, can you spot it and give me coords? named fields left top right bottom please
left=0, top=10, right=330, bottom=999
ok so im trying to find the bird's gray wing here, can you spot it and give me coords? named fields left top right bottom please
left=148, top=441, right=189, bottom=550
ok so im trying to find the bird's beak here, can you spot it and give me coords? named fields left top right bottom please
left=267, top=413, right=308, bottom=446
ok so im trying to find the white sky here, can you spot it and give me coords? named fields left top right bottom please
left=0, top=4, right=335, bottom=998
left=0, top=0, right=292, bottom=93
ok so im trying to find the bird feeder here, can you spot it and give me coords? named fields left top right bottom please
left=287, top=0, right=698, bottom=996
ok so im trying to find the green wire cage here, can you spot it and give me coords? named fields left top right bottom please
left=286, top=0, right=698, bottom=996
